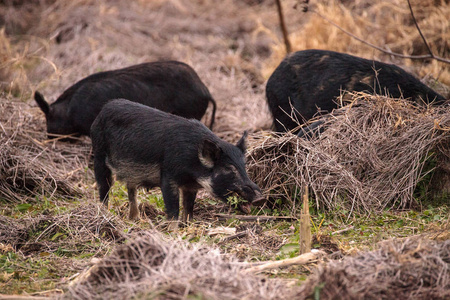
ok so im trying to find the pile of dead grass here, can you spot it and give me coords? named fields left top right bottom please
left=0, top=99, right=90, bottom=203
left=295, top=236, right=450, bottom=299
left=0, top=202, right=125, bottom=255
left=247, top=93, right=450, bottom=214
left=64, top=231, right=297, bottom=300
left=62, top=227, right=450, bottom=299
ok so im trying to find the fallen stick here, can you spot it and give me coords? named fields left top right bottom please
left=207, top=226, right=237, bottom=236
left=222, top=231, right=248, bottom=242
left=243, top=250, right=325, bottom=274
left=214, top=214, right=297, bottom=222
left=0, top=296, right=51, bottom=300
left=331, top=225, right=354, bottom=236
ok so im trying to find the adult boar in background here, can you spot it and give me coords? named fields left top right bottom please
left=91, top=99, right=265, bottom=225
left=266, top=49, right=446, bottom=133
left=34, top=61, right=216, bottom=140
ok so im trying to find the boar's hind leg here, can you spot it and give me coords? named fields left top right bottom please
left=127, top=184, right=139, bottom=220
left=182, top=189, right=197, bottom=224
left=161, top=176, right=180, bottom=221
left=94, top=155, right=113, bottom=207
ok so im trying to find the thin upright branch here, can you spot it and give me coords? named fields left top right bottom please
left=406, top=0, right=433, bottom=56
left=275, top=0, right=292, bottom=54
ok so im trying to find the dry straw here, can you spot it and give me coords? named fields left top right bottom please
left=266, top=0, right=450, bottom=87
left=64, top=231, right=297, bottom=300
left=247, top=93, right=450, bottom=214
left=0, top=99, right=90, bottom=203
left=63, top=230, right=449, bottom=300
left=0, top=202, right=125, bottom=255
left=295, top=237, right=450, bottom=299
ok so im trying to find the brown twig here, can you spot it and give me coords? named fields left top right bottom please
left=406, top=0, right=433, bottom=57
left=222, top=231, right=248, bottom=242
left=214, top=214, right=297, bottom=222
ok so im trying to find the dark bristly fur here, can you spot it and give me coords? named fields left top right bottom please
left=91, top=99, right=263, bottom=222
left=34, top=61, right=217, bottom=139
left=266, top=49, right=446, bottom=133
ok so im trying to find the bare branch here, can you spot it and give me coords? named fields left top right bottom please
left=406, top=0, right=433, bottom=56
left=275, top=0, right=292, bottom=54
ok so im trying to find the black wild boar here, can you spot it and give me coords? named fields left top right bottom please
left=266, top=49, right=446, bottom=132
left=91, top=99, right=264, bottom=223
left=34, top=61, right=216, bottom=139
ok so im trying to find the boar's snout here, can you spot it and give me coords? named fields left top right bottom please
left=237, top=183, right=266, bottom=213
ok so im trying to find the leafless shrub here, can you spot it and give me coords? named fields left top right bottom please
left=295, top=237, right=450, bottom=299
left=247, top=93, right=450, bottom=214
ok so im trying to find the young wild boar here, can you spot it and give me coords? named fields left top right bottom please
left=91, top=99, right=265, bottom=223
left=34, top=61, right=216, bottom=139
left=266, top=49, right=446, bottom=132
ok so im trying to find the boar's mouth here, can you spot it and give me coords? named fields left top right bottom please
left=234, top=191, right=266, bottom=214
left=238, top=202, right=252, bottom=214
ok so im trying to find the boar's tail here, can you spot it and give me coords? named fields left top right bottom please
left=208, top=98, right=217, bottom=130
left=34, top=91, right=50, bottom=116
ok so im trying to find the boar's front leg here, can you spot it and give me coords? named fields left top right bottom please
left=94, top=155, right=113, bottom=207
left=127, top=184, right=139, bottom=220
left=161, top=175, right=180, bottom=221
left=182, top=189, right=197, bottom=224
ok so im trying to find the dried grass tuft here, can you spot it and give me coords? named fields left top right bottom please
left=0, top=202, right=125, bottom=255
left=63, top=230, right=450, bottom=300
left=64, top=231, right=296, bottom=300
left=295, top=237, right=450, bottom=300
left=0, top=99, right=91, bottom=203
left=247, top=93, right=450, bottom=214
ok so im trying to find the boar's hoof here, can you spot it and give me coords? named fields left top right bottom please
left=167, top=220, right=180, bottom=232
left=129, top=209, right=140, bottom=221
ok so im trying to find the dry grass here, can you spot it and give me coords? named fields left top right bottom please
left=247, top=93, right=450, bottom=214
left=14, top=0, right=276, bottom=139
left=0, top=98, right=91, bottom=203
left=64, top=230, right=298, bottom=300
left=0, top=202, right=125, bottom=255
left=296, top=236, right=450, bottom=300
left=0, top=1, right=449, bottom=297
left=265, top=0, right=450, bottom=88
left=63, top=230, right=449, bottom=300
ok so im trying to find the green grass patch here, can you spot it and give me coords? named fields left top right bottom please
left=0, top=251, right=71, bottom=294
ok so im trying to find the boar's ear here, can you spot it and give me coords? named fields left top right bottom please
left=236, top=131, right=248, bottom=153
left=199, top=139, right=221, bottom=168
left=34, top=91, right=50, bottom=116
